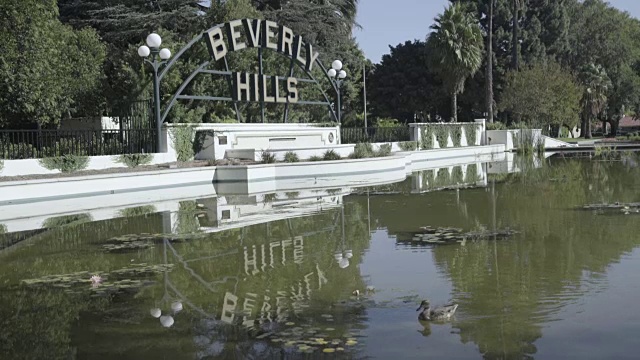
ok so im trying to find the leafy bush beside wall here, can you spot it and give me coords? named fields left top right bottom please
left=116, top=153, right=153, bottom=168
left=464, top=124, right=478, bottom=146
left=398, top=141, right=418, bottom=151
left=39, top=154, right=90, bottom=173
left=451, top=127, right=462, bottom=147
left=421, top=128, right=433, bottom=150
left=170, top=126, right=196, bottom=162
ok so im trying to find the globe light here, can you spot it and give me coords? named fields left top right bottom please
left=327, top=68, right=337, bottom=78
left=146, top=33, right=162, bottom=48
left=331, top=60, right=343, bottom=71
left=338, top=70, right=347, bottom=79
left=138, top=45, right=150, bottom=58
left=171, top=301, right=183, bottom=313
left=150, top=308, right=161, bottom=318
left=159, top=48, right=171, bottom=60
left=160, top=315, right=175, bottom=328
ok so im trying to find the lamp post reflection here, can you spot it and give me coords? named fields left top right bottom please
left=334, top=204, right=353, bottom=268
left=149, top=238, right=183, bottom=328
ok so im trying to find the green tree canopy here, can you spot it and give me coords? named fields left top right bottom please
left=427, top=2, right=484, bottom=123
left=0, top=0, right=105, bottom=128
left=499, top=61, right=582, bottom=133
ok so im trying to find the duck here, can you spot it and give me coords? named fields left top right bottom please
left=416, top=300, right=458, bottom=321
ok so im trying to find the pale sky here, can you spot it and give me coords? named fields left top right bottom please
left=354, top=0, right=640, bottom=63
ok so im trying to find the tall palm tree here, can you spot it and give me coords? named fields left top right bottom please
left=428, top=3, right=484, bottom=122
left=580, top=63, right=611, bottom=139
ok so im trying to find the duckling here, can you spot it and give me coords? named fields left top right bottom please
left=416, top=300, right=458, bottom=321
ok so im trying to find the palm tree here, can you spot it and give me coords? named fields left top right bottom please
left=580, top=63, right=611, bottom=139
left=428, top=3, right=484, bottom=122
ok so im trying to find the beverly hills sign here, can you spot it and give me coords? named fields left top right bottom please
left=204, top=19, right=322, bottom=104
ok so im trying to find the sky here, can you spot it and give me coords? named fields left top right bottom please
left=354, top=0, right=640, bottom=64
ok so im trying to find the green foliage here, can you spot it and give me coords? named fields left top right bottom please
left=451, top=166, right=464, bottom=184
left=323, top=150, right=342, bottom=161
left=115, top=154, right=153, bottom=168
left=465, top=163, right=481, bottom=183
left=580, top=63, right=612, bottom=139
left=375, top=118, right=400, bottom=127
left=350, top=143, right=374, bottom=159
left=0, top=159, right=3, bottom=173
left=435, top=167, right=451, bottom=188
left=0, top=0, right=105, bottom=128
left=308, top=155, right=323, bottom=162
left=0, top=223, right=5, bottom=234
left=451, top=126, right=463, bottom=147
left=39, top=155, right=90, bottom=173
left=428, top=2, right=484, bottom=122
left=260, top=151, right=277, bottom=164
left=421, top=128, right=434, bottom=150
left=263, top=193, right=278, bottom=203
left=174, top=201, right=202, bottom=234
left=375, top=144, right=392, bottom=157
left=398, top=141, right=418, bottom=151
left=170, top=127, right=196, bottom=162
left=284, top=152, right=299, bottom=163
left=463, top=124, right=478, bottom=146
left=433, top=126, right=450, bottom=148
left=486, top=122, right=507, bottom=130
left=118, top=206, right=157, bottom=218
left=499, top=62, right=582, bottom=131
left=42, top=214, right=92, bottom=228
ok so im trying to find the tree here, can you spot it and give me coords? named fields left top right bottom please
left=427, top=3, right=484, bottom=123
left=368, top=41, right=447, bottom=123
left=486, top=0, right=494, bottom=123
left=499, top=61, right=582, bottom=135
left=0, top=0, right=105, bottom=129
left=579, top=63, right=611, bottom=139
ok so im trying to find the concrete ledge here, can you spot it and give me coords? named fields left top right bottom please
left=0, top=167, right=215, bottom=206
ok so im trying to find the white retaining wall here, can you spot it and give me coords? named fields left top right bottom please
left=0, top=152, right=178, bottom=178
left=410, top=120, right=486, bottom=148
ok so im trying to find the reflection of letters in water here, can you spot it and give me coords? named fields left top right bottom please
left=220, top=264, right=328, bottom=326
left=244, top=237, right=304, bottom=275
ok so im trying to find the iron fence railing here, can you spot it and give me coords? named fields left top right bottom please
left=0, top=129, right=156, bottom=160
left=341, top=127, right=411, bottom=144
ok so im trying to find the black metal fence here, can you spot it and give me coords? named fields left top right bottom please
left=0, top=129, right=156, bottom=160
left=341, top=127, right=411, bottom=144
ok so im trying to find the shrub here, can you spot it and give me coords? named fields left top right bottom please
left=170, top=126, right=196, bottom=162
left=486, top=122, right=507, bottom=130
left=465, top=163, right=482, bottom=183
left=350, top=142, right=374, bottom=159
left=463, top=124, right=478, bottom=146
left=433, top=126, right=450, bottom=147
left=308, top=155, right=323, bottom=161
left=0, top=223, right=6, bottom=234
left=375, top=143, right=392, bottom=157
left=284, top=151, right=299, bottom=163
left=323, top=149, right=342, bottom=161
left=421, top=128, right=433, bottom=150
left=4, top=143, right=36, bottom=159
left=116, top=153, right=153, bottom=168
left=0, top=159, right=3, bottom=173
left=398, top=141, right=418, bottom=151
left=260, top=151, right=277, bottom=164
left=509, top=121, right=529, bottom=130
left=39, top=154, right=90, bottom=173
left=451, top=126, right=463, bottom=147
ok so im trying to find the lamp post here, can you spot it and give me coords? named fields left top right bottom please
left=327, top=60, right=347, bottom=123
left=138, top=33, right=171, bottom=152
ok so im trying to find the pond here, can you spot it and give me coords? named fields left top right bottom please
left=1, top=155, right=639, bottom=359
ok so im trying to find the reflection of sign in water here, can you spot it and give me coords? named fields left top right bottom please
left=205, top=19, right=321, bottom=105
left=221, top=263, right=328, bottom=327
left=244, top=236, right=305, bottom=275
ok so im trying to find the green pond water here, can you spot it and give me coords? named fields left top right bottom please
left=1, top=156, right=640, bottom=359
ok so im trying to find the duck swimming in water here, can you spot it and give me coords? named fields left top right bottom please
left=416, top=300, right=458, bottom=321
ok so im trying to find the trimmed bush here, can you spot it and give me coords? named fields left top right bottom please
left=284, top=151, right=299, bottom=163
left=39, top=154, right=90, bottom=173
left=486, top=122, right=507, bottom=130
left=308, top=155, right=323, bottom=161
left=421, top=128, right=433, bottom=150
left=350, top=143, right=374, bottom=158
left=375, top=143, right=392, bottom=157
left=451, top=126, right=462, bottom=147
left=0, top=159, right=3, bottom=173
left=398, top=141, right=418, bottom=151
left=323, top=149, right=342, bottom=161
left=463, top=124, right=478, bottom=146
left=116, top=153, right=153, bottom=168
left=260, top=151, right=277, bottom=164
left=433, top=126, right=450, bottom=148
